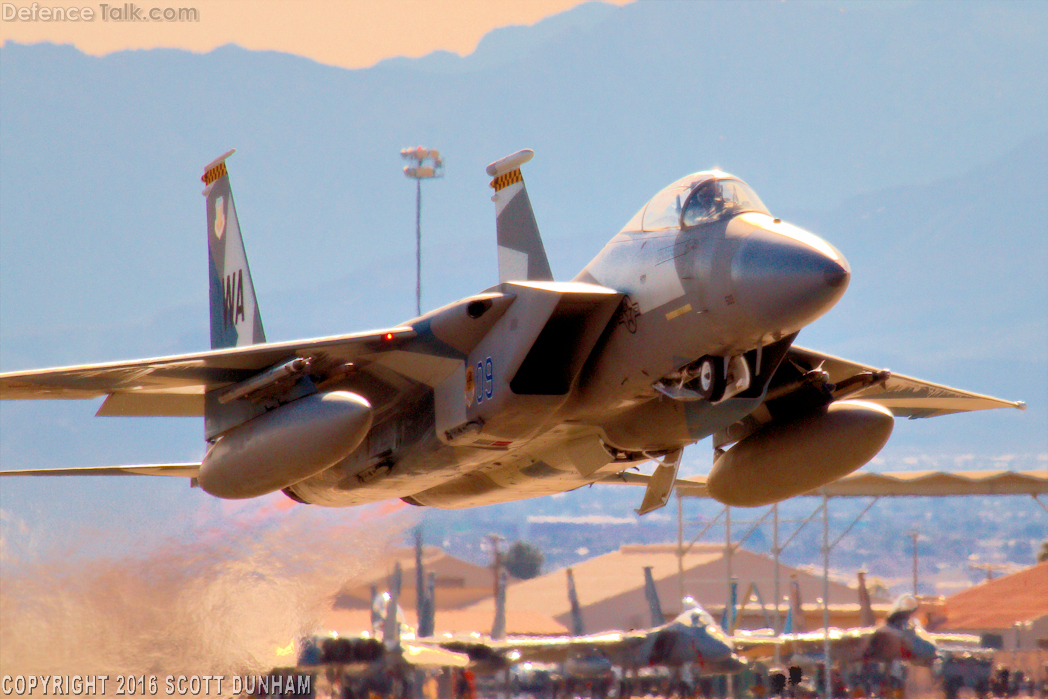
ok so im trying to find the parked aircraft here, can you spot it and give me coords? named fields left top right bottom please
left=641, top=569, right=784, bottom=663
left=695, top=572, right=974, bottom=667
left=435, top=568, right=616, bottom=680
left=300, top=562, right=469, bottom=693
left=776, top=573, right=975, bottom=667
left=444, top=568, right=744, bottom=676
left=784, top=595, right=936, bottom=666
left=0, top=150, right=1025, bottom=513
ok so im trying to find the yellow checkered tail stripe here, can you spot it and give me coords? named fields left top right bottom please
left=202, top=162, right=228, bottom=185
left=490, top=168, right=523, bottom=192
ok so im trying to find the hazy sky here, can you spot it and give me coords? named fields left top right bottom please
left=0, top=0, right=631, bottom=68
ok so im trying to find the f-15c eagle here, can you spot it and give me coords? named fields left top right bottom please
left=0, top=150, right=1024, bottom=513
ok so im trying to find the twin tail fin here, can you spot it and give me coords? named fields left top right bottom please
left=202, top=150, right=265, bottom=349
left=487, top=149, right=554, bottom=283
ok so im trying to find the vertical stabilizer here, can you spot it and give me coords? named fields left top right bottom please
left=742, top=582, right=773, bottom=630
left=415, top=528, right=429, bottom=635
left=566, top=567, right=585, bottom=636
left=787, top=577, right=807, bottom=633
left=491, top=569, right=507, bottom=640
left=643, top=566, right=666, bottom=627
left=720, top=579, right=738, bottom=632
left=383, top=562, right=403, bottom=650
left=857, top=571, right=876, bottom=627
left=370, top=585, right=383, bottom=636
left=202, top=150, right=265, bottom=349
left=422, top=572, right=436, bottom=638
left=486, top=149, right=554, bottom=283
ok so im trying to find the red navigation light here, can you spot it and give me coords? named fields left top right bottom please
left=384, top=333, right=394, bottom=341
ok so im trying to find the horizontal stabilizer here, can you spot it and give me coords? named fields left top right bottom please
left=0, top=463, right=200, bottom=477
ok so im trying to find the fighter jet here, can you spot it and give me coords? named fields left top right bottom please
left=442, top=567, right=743, bottom=676
left=775, top=574, right=979, bottom=668
left=302, top=562, right=469, bottom=690
left=783, top=594, right=938, bottom=666
left=0, top=149, right=1025, bottom=512
left=486, top=606, right=744, bottom=675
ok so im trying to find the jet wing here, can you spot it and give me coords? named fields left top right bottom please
left=780, top=627, right=876, bottom=661
left=0, top=464, right=201, bottom=478
left=0, top=327, right=418, bottom=416
left=730, top=632, right=786, bottom=660
left=704, top=344, right=1025, bottom=452
left=786, top=346, right=1026, bottom=418
left=399, top=643, right=471, bottom=668
left=483, top=631, right=644, bottom=666
left=928, top=631, right=983, bottom=649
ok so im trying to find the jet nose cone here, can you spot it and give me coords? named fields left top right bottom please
left=730, top=221, right=850, bottom=332
left=714, top=639, right=735, bottom=660
left=911, top=635, right=938, bottom=665
left=699, top=631, right=734, bottom=662
left=824, top=259, right=850, bottom=289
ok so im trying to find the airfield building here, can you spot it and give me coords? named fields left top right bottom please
left=323, top=542, right=1015, bottom=639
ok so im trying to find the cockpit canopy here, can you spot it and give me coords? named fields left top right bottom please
left=886, top=593, right=920, bottom=628
left=676, top=604, right=717, bottom=629
left=621, top=171, right=770, bottom=233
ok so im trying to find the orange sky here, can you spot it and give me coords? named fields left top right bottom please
left=0, top=0, right=630, bottom=69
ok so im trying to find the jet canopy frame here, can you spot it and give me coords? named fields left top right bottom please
left=619, top=170, right=771, bottom=233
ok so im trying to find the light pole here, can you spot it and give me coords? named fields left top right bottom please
left=487, top=533, right=504, bottom=600
left=400, top=146, right=444, bottom=316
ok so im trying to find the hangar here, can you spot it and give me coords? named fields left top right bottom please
left=941, top=560, right=1048, bottom=643
left=323, top=546, right=568, bottom=637
left=457, top=543, right=891, bottom=634
left=320, top=542, right=890, bottom=637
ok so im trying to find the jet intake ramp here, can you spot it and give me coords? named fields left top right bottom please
left=434, top=281, right=621, bottom=447
left=510, top=285, right=620, bottom=395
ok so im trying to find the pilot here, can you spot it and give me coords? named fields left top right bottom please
left=683, top=181, right=720, bottom=226
left=696, top=182, right=719, bottom=214
left=885, top=594, right=919, bottom=627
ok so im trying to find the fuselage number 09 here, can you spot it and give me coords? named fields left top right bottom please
left=476, top=357, right=494, bottom=404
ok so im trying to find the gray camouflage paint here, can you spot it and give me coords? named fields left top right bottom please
left=0, top=151, right=1024, bottom=511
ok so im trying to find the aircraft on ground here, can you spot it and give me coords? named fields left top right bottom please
left=0, top=149, right=1025, bottom=513
left=775, top=573, right=980, bottom=667
left=642, top=568, right=783, bottom=664
left=438, top=568, right=620, bottom=691
left=300, top=561, right=469, bottom=682
left=440, top=567, right=744, bottom=677
left=684, top=571, right=980, bottom=667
